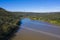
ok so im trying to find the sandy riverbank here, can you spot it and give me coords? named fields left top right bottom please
left=12, top=28, right=60, bottom=40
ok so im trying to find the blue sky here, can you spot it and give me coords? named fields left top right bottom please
left=0, top=0, right=60, bottom=12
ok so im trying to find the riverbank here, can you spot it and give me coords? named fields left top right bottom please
left=0, top=8, right=21, bottom=40
left=12, top=18, right=60, bottom=40
left=31, top=19, right=60, bottom=27
left=12, top=27, right=60, bottom=40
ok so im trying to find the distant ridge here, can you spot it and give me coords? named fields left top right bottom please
left=0, top=7, right=10, bottom=16
left=0, top=7, right=5, bottom=10
left=0, top=7, right=60, bottom=14
left=0, top=7, right=7, bottom=12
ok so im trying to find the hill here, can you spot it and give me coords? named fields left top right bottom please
left=0, top=8, right=21, bottom=40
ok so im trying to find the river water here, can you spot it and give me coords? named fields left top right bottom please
left=12, top=18, right=60, bottom=40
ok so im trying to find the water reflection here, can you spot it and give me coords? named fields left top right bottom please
left=21, top=18, right=31, bottom=23
left=21, top=18, right=60, bottom=35
left=12, top=18, right=60, bottom=40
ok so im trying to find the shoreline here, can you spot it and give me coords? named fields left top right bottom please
left=12, top=27, right=60, bottom=40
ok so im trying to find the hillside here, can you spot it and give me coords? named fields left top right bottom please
left=0, top=8, right=21, bottom=40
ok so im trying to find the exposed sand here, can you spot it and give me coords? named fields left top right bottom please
left=12, top=28, right=60, bottom=40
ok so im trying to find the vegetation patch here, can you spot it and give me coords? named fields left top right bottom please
left=0, top=8, right=21, bottom=40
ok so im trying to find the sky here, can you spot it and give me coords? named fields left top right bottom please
left=0, top=0, right=60, bottom=12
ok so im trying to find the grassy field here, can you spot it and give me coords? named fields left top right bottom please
left=27, top=13, right=60, bottom=26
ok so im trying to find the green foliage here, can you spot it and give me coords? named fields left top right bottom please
left=28, top=13, right=60, bottom=26
left=0, top=8, right=21, bottom=40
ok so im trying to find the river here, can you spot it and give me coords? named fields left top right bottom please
left=12, top=18, right=60, bottom=40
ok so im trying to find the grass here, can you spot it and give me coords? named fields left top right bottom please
left=29, top=16, right=60, bottom=26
